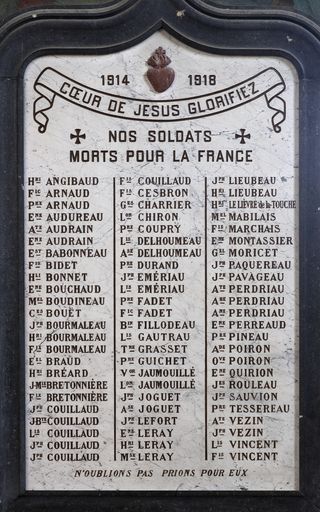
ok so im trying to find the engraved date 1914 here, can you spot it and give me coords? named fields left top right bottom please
left=100, top=75, right=130, bottom=86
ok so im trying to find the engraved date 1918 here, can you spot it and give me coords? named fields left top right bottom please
left=188, top=74, right=216, bottom=86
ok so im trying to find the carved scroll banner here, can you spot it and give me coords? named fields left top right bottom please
left=33, top=66, right=286, bottom=132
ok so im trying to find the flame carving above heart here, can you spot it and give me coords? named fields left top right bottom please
left=146, top=47, right=175, bottom=93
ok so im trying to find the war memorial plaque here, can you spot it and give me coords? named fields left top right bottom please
left=23, top=31, right=299, bottom=492
left=1, top=0, right=320, bottom=510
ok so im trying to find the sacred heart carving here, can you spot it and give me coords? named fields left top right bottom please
left=146, top=47, right=175, bottom=93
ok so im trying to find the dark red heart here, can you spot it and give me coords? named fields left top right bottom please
left=147, top=67, right=175, bottom=93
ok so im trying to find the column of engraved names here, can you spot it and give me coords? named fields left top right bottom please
left=116, top=175, right=202, bottom=464
left=116, top=176, right=136, bottom=461
left=208, top=174, right=295, bottom=473
left=27, top=176, right=45, bottom=465
left=207, top=177, right=228, bottom=463
left=27, top=175, right=109, bottom=468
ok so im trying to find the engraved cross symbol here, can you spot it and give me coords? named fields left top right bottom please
left=235, top=129, right=251, bottom=144
left=70, top=129, right=86, bottom=145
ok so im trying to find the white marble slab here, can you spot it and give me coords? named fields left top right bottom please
left=24, top=30, right=299, bottom=491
